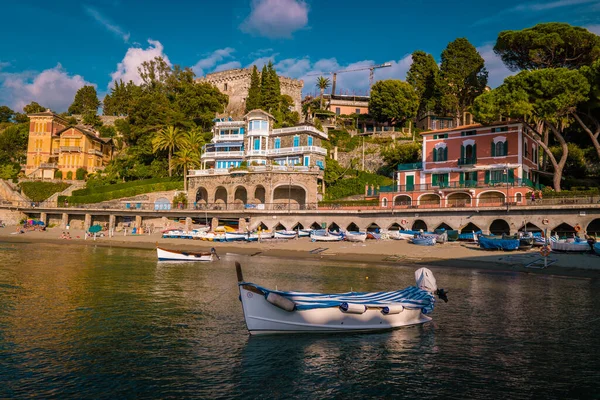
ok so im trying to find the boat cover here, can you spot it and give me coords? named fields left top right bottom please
left=243, top=283, right=436, bottom=314
left=458, top=230, right=482, bottom=240
left=594, top=242, right=600, bottom=256
left=478, top=236, right=519, bottom=250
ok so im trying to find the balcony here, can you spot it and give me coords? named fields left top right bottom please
left=268, top=146, right=327, bottom=156
left=272, top=125, right=328, bottom=139
left=215, top=121, right=245, bottom=127
left=246, top=149, right=267, bottom=156
left=189, top=168, right=230, bottom=176
left=88, top=149, right=103, bottom=156
left=397, top=162, right=423, bottom=171
left=378, top=178, right=542, bottom=194
left=52, top=148, right=60, bottom=155
left=458, top=157, right=477, bottom=166
left=39, top=163, right=57, bottom=169
left=200, top=150, right=244, bottom=159
left=212, top=134, right=244, bottom=142
left=60, top=146, right=82, bottom=152
left=246, top=129, right=269, bottom=136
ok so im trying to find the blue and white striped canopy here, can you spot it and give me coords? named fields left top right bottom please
left=244, top=284, right=436, bottom=314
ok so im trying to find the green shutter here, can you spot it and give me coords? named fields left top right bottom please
left=508, top=168, right=515, bottom=183
left=444, top=147, right=448, bottom=161
left=485, top=170, right=490, bottom=184
left=433, top=149, right=437, bottom=162
left=504, top=140, right=508, bottom=156
left=432, top=174, right=438, bottom=186
left=459, top=172, right=465, bottom=186
left=473, top=144, right=477, bottom=160
left=460, top=145, right=465, bottom=159
left=473, top=171, right=478, bottom=184
left=491, top=141, right=496, bottom=157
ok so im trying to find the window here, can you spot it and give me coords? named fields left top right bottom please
left=432, top=173, right=449, bottom=187
left=492, top=126, right=508, bottom=133
left=249, top=120, right=268, bottom=131
left=253, top=138, right=260, bottom=150
left=461, top=130, right=476, bottom=136
left=491, top=170, right=505, bottom=182
left=433, top=146, right=447, bottom=162
left=335, top=107, right=341, bottom=115
left=224, top=83, right=228, bottom=91
left=316, top=160, right=324, bottom=169
left=382, top=198, right=388, bottom=207
left=431, top=120, right=437, bottom=130
left=433, top=134, right=448, bottom=139
left=307, top=136, right=313, bottom=146
left=492, top=140, right=508, bottom=157
left=274, top=138, right=280, bottom=149
left=355, top=109, right=361, bottom=114
left=293, top=135, right=300, bottom=147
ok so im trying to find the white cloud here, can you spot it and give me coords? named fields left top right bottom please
left=192, top=48, right=236, bottom=76
left=0, top=64, right=91, bottom=112
left=240, top=0, right=309, bottom=39
left=109, top=39, right=171, bottom=87
left=83, top=5, right=130, bottom=43
left=213, top=61, right=242, bottom=72
left=477, top=44, right=516, bottom=88
left=246, top=54, right=279, bottom=69
left=584, top=24, right=600, bottom=35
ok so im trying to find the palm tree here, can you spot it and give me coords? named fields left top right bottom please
left=316, top=76, right=331, bottom=110
left=152, top=126, right=182, bottom=177
left=173, top=147, right=200, bottom=191
left=182, top=126, right=206, bottom=154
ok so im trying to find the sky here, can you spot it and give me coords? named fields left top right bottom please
left=1, top=0, right=599, bottom=112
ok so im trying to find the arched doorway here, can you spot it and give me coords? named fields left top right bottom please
left=366, top=222, right=381, bottom=232
left=195, top=187, right=208, bottom=204
left=412, top=220, right=427, bottom=231
left=489, top=219, right=510, bottom=235
left=274, top=222, right=287, bottom=231
left=551, top=223, right=576, bottom=238
left=273, top=184, right=307, bottom=208
left=292, top=222, right=304, bottom=231
left=479, top=191, right=505, bottom=207
left=347, top=222, right=361, bottom=232
left=388, top=222, right=402, bottom=231
left=214, top=186, right=228, bottom=205
left=255, top=221, right=269, bottom=231
left=394, top=195, right=412, bottom=207
left=447, top=192, right=471, bottom=207
left=328, top=222, right=341, bottom=232
left=518, top=222, right=542, bottom=233
left=460, top=222, right=482, bottom=234
left=436, top=223, right=453, bottom=231
left=586, top=219, right=600, bottom=236
left=418, top=194, right=441, bottom=208
left=310, top=222, right=322, bottom=230
left=254, top=185, right=266, bottom=204
left=154, top=197, right=171, bottom=210
left=234, top=186, right=247, bottom=204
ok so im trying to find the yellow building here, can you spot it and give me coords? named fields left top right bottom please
left=25, top=110, right=114, bottom=179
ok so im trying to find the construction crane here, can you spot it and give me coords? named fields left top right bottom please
left=307, top=62, right=392, bottom=96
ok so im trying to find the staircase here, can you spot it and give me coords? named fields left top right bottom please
left=0, top=179, right=30, bottom=205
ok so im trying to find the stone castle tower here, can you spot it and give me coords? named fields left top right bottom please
left=195, top=68, right=303, bottom=118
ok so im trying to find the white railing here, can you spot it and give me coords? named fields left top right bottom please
left=272, top=125, right=328, bottom=139
left=39, top=163, right=57, bottom=169
left=60, top=146, right=82, bottom=152
left=246, top=150, right=267, bottom=156
left=200, top=150, right=244, bottom=159
left=268, top=146, right=327, bottom=156
left=88, top=149, right=103, bottom=156
left=215, top=121, right=245, bottom=127
left=212, top=134, right=244, bottom=142
left=189, top=168, right=230, bottom=176
left=246, top=129, right=269, bottom=136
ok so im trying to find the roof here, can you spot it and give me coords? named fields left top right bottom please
left=243, top=109, right=275, bottom=120
left=419, top=121, right=521, bottom=136
left=55, top=125, right=113, bottom=144
left=27, top=109, right=69, bottom=123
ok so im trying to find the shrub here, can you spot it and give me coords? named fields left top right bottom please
left=66, top=171, right=73, bottom=180
left=20, top=182, right=70, bottom=201
left=60, top=180, right=184, bottom=204
left=73, top=176, right=183, bottom=196
left=75, top=168, right=88, bottom=180
left=54, top=170, right=63, bottom=179
left=172, top=192, right=188, bottom=208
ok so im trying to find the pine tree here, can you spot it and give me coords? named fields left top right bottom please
left=259, top=64, right=270, bottom=110
left=245, top=66, right=261, bottom=112
left=261, top=61, right=281, bottom=112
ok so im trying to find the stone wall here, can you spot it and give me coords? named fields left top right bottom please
left=196, top=69, right=303, bottom=118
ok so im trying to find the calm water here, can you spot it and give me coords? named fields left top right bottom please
left=1, top=242, right=599, bottom=399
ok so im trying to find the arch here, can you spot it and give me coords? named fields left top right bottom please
left=489, top=219, right=510, bottom=235
left=418, top=193, right=441, bottom=208
left=214, top=186, right=228, bottom=204
left=272, top=184, right=307, bottom=206
left=328, top=222, right=341, bottom=232
left=347, top=222, right=361, bottom=232
left=388, top=222, right=402, bottom=231
left=292, top=222, right=304, bottom=230
left=274, top=222, right=287, bottom=231
left=254, top=185, right=266, bottom=204
left=518, top=222, right=542, bottom=232
left=381, top=198, right=388, bottom=207
left=551, top=223, right=576, bottom=238
left=464, top=143, right=475, bottom=159
left=447, top=192, right=472, bottom=207
left=394, top=195, right=412, bottom=207
left=516, top=193, right=522, bottom=203
left=234, top=186, right=247, bottom=204
left=310, top=222, right=322, bottom=230
left=412, top=220, right=427, bottom=231
left=435, top=222, right=453, bottom=231
left=478, top=191, right=505, bottom=206
left=366, top=222, right=381, bottom=232
left=460, top=222, right=482, bottom=234
left=154, top=197, right=171, bottom=211
left=195, top=187, right=208, bottom=204
left=587, top=218, right=600, bottom=236
left=256, top=221, right=269, bottom=231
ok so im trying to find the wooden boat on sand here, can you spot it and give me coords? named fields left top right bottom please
left=157, top=247, right=219, bottom=262
left=345, top=231, right=367, bottom=242
left=236, top=262, right=448, bottom=335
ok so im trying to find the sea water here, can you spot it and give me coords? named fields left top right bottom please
left=1, top=242, right=599, bottom=399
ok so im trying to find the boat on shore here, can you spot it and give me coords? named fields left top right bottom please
left=274, top=230, right=297, bottom=239
left=297, top=229, right=311, bottom=237
left=236, top=262, right=448, bottom=335
left=411, top=236, right=436, bottom=246
left=389, top=231, right=416, bottom=240
left=478, top=235, right=519, bottom=250
left=345, top=231, right=367, bottom=242
left=550, top=239, right=591, bottom=253
left=225, top=232, right=247, bottom=242
left=310, top=230, right=343, bottom=242
left=157, top=247, right=218, bottom=262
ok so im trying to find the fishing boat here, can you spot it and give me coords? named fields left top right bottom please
left=236, top=262, right=448, bottom=335
left=157, top=247, right=219, bottom=262
left=310, top=230, right=343, bottom=242
left=298, top=229, right=311, bottom=237
left=411, top=236, right=436, bottom=246
left=225, top=232, right=248, bottom=241
left=446, top=230, right=459, bottom=242
left=593, top=242, right=600, bottom=256
left=550, top=239, right=591, bottom=253
left=390, top=231, right=417, bottom=240
left=366, top=232, right=381, bottom=240
left=478, top=236, right=519, bottom=250
left=274, top=230, right=297, bottom=239
left=345, top=231, right=367, bottom=242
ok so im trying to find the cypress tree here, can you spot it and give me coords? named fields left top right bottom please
left=261, top=61, right=281, bottom=112
left=246, top=66, right=262, bottom=112
left=260, top=64, right=270, bottom=110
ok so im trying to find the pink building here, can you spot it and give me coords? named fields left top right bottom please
left=379, top=122, right=542, bottom=208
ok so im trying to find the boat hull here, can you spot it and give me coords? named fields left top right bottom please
left=239, top=285, right=431, bottom=335
left=346, top=232, right=367, bottom=242
left=274, top=231, right=297, bottom=239
left=156, top=247, right=213, bottom=262
left=310, top=233, right=343, bottom=242
left=551, top=241, right=590, bottom=253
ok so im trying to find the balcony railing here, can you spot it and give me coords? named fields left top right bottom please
left=215, top=121, right=245, bottom=127
left=457, top=157, right=477, bottom=166
left=200, top=150, right=244, bottom=159
left=246, top=149, right=267, bottom=156
left=377, top=178, right=543, bottom=193
left=268, top=146, right=327, bottom=156
left=397, top=162, right=423, bottom=171
left=188, top=165, right=322, bottom=177
left=272, top=125, right=327, bottom=139
left=60, top=146, right=82, bottom=152
left=88, top=149, right=103, bottom=156
left=212, top=134, right=244, bottom=142
left=39, top=163, right=57, bottom=169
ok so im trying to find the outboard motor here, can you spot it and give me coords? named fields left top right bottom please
left=415, top=267, right=448, bottom=302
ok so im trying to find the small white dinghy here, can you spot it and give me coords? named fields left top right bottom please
left=345, top=231, right=367, bottom=242
left=236, top=262, right=448, bottom=335
left=157, top=247, right=219, bottom=262
left=310, top=230, right=343, bottom=242
left=274, top=230, right=297, bottom=239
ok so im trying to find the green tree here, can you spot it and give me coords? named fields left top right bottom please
left=494, top=23, right=600, bottom=71
left=181, top=127, right=206, bottom=154
left=0, top=164, right=18, bottom=180
left=103, top=80, right=142, bottom=116
left=68, top=85, right=101, bottom=115
left=406, top=51, right=440, bottom=116
left=0, top=124, right=28, bottom=164
left=316, top=76, right=331, bottom=110
left=472, top=68, right=590, bottom=191
left=75, top=167, right=88, bottom=180
left=368, top=80, right=419, bottom=126
left=260, top=62, right=280, bottom=112
left=152, top=125, right=182, bottom=177
left=574, top=60, right=600, bottom=159
left=83, top=111, right=102, bottom=127
left=23, top=101, right=46, bottom=114
left=246, top=65, right=262, bottom=112
left=381, top=142, right=422, bottom=170
left=0, top=106, right=14, bottom=123
left=439, top=38, right=488, bottom=125
left=172, top=147, right=200, bottom=191
left=66, top=171, right=73, bottom=180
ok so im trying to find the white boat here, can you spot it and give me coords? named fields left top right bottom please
left=225, top=232, right=247, bottom=241
left=298, top=229, right=311, bottom=237
left=236, top=263, right=448, bottom=335
left=345, top=231, right=367, bottom=242
left=389, top=231, right=416, bottom=240
left=550, top=240, right=590, bottom=253
left=310, top=230, right=343, bottom=242
left=274, top=230, right=297, bottom=239
left=157, top=247, right=218, bottom=261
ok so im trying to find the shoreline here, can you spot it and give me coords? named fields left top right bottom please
left=1, top=227, right=599, bottom=279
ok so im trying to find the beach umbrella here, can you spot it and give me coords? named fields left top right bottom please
left=88, top=225, right=102, bottom=233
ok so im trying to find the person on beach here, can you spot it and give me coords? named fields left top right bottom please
left=531, top=192, right=535, bottom=202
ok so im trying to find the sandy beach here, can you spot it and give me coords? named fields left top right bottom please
left=1, top=225, right=599, bottom=278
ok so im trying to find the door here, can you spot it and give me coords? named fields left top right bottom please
left=304, top=156, right=310, bottom=166
left=406, top=175, right=414, bottom=191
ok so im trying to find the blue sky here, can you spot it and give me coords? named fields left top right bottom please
left=1, top=0, right=599, bottom=112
